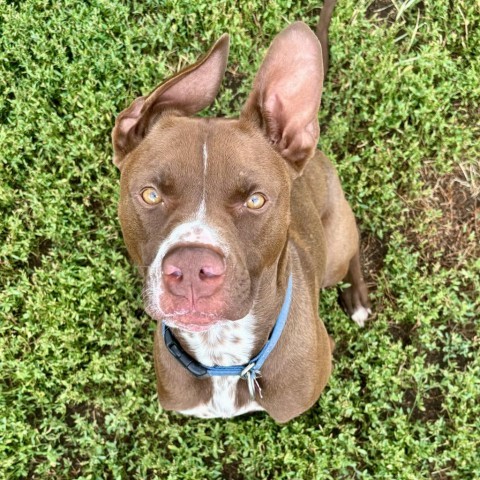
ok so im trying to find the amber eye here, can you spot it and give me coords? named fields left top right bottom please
left=141, top=188, right=162, bottom=205
left=245, top=193, right=266, bottom=210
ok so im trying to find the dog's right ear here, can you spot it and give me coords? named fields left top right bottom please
left=112, top=34, right=230, bottom=169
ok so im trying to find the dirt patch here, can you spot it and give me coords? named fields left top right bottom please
left=423, top=339, right=473, bottom=372
left=360, top=231, right=387, bottom=290
left=403, top=165, right=479, bottom=271
left=366, top=0, right=396, bottom=23
left=424, top=348, right=448, bottom=370
left=83, top=194, right=105, bottom=216
left=221, top=459, right=244, bottom=480
left=222, top=69, right=247, bottom=113
left=403, top=386, right=444, bottom=422
left=27, top=237, right=53, bottom=270
left=65, top=401, right=105, bottom=428
left=389, top=321, right=416, bottom=347
left=224, top=69, right=245, bottom=94
left=430, top=460, right=457, bottom=480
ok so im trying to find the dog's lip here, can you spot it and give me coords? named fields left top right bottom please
left=167, top=320, right=221, bottom=333
left=161, top=312, right=225, bottom=332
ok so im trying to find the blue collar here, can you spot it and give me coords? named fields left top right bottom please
left=162, top=274, right=293, bottom=397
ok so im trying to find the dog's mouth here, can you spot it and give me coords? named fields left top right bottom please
left=163, top=312, right=226, bottom=332
left=165, top=316, right=228, bottom=332
left=145, top=304, right=226, bottom=332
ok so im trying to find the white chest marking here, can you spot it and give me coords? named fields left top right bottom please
left=177, top=314, right=265, bottom=418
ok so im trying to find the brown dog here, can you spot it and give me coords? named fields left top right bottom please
left=112, top=0, right=370, bottom=422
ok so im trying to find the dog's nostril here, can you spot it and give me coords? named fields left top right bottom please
left=163, top=264, right=183, bottom=279
left=199, top=267, right=220, bottom=280
left=199, top=262, right=225, bottom=279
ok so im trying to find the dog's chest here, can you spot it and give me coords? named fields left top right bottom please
left=178, top=315, right=264, bottom=418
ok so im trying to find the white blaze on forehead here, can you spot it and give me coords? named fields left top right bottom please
left=197, top=141, right=208, bottom=221
left=202, top=141, right=208, bottom=174
left=149, top=141, right=226, bottom=272
left=145, top=141, right=230, bottom=317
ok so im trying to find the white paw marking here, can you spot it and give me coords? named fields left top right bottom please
left=351, top=306, right=370, bottom=327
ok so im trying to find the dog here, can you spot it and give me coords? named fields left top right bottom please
left=111, top=0, right=370, bottom=423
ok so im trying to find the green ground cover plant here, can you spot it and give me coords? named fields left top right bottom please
left=1, top=0, right=478, bottom=478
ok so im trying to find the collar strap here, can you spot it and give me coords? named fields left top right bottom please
left=162, top=274, right=293, bottom=381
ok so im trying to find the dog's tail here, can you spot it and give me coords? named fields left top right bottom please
left=315, top=0, right=337, bottom=77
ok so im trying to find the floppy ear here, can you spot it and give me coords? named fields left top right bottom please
left=112, top=34, right=230, bottom=168
left=240, top=22, right=323, bottom=175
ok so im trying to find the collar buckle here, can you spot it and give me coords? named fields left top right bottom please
left=240, top=362, right=255, bottom=379
left=240, top=363, right=262, bottom=399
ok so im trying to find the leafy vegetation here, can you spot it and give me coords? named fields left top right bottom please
left=1, top=0, right=478, bottom=478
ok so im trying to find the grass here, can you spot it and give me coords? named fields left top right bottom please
left=0, top=0, right=478, bottom=478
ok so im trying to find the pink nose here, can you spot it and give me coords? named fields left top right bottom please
left=162, top=247, right=226, bottom=303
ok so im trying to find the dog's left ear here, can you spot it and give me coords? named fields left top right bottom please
left=112, top=34, right=230, bottom=168
left=240, top=22, right=323, bottom=175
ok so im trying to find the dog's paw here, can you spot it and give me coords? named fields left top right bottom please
left=338, top=283, right=372, bottom=327
left=350, top=306, right=372, bottom=327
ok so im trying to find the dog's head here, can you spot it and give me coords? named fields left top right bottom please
left=112, top=22, right=324, bottom=331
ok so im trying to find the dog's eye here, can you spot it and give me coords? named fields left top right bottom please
left=141, top=188, right=162, bottom=205
left=245, top=193, right=266, bottom=210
